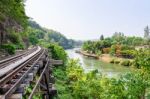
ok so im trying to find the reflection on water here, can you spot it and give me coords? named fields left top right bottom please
left=66, top=48, right=131, bottom=77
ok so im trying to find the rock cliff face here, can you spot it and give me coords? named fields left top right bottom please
left=0, top=0, right=28, bottom=45
left=0, top=16, right=23, bottom=45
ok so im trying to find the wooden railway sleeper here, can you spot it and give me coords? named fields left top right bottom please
left=1, top=49, right=45, bottom=99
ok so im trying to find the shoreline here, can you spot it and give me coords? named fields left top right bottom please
left=77, top=50, right=132, bottom=63
left=76, top=50, right=99, bottom=59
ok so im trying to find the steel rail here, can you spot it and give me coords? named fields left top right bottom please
left=0, top=48, right=42, bottom=86
left=28, top=57, right=49, bottom=99
left=0, top=47, right=37, bottom=68
left=1, top=49, right=45, bottom=99
left=0, top=47, right=35, bottom=64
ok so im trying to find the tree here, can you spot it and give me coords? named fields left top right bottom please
left=48, top=43, right=67, bottom=63
left=134, top=49, right=150, bottom=69
left=100, top=34, right=104, bottom=40
left=144, top=26, right=150, bottom=40
left=29, top=35, right=38, bottom=45
left=112, top=32, right=125, bottom=44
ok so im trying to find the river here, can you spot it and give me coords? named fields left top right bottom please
left=66, top=48, right=131, bottom=77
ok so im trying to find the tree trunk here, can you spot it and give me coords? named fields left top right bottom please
left=140, top=89, right=146, bottom=99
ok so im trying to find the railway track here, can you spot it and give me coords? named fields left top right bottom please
left=0, top=47, right=37, bottom=69
left=0, top=46, right=46, bottom=99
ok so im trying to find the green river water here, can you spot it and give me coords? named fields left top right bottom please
left=66, top=48, right=132, bottom=77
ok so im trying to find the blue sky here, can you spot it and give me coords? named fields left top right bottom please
left=25, top=0, right=150, bottom=40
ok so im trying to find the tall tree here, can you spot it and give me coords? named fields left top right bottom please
left=144, top=26, right=150, bottom=39
left=100, top=34, right=104, bottom=40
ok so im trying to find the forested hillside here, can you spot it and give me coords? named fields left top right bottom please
left=0, top=0, right=81, bottom=55
left=28, top=20, right=82, bottom=49
left=0, top=0, right=28, bottom=54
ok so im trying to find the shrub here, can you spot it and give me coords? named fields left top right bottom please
left=120, top=50, right=136, bottom=59
left=120, top=60, right=130, bottom=66
left=8, top=32, right=22, bottom=44
left=96, top=50, right=102, bottom=56
left=110, top=45, right=116, bottom=56
left=15, top=43, right=25, bottom=49
left=48, top=43, right=67, bottom=64
left=133, top=49, right=150, bottom=69
left=129, top=61, right=133, bottom=66
left=102, top=48, right=110, bottom=54
left=121, top=45, right=135, bottom=50
left=0, top=44, right=16, bottom=54
left=29, top=35, right=39, bottom=45
left=114, top=60, right=120, bottom=64
left=110, top=59, right=115, bottom=63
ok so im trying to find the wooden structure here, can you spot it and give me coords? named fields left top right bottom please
left=0, top=47, right=62, bottom=99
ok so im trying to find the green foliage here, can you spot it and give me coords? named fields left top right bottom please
left=134, top=49, right=150, bottom=69
left=53, top=66, right=73, bottom=99
left=54, top=59, right=150, bottom=99
left=0, top=0, right=29, bottom=48
left=0, top=0, right=28, bottom=27
left=120, top=60, right=131, bottom=66
left=28, top=20, right=82, bottom=49
left=82, top=32, right=145, bottom=58
left=110, top=45, right=116, bottom=55
left=124, top=36, right=144, bottom=46
left=120, top=72, right=149, bottom=99
left=95, top=50, right=102, bottom=56
left=23, top=82, right=42, bottom=99
left=29, top=35, right=39, bottom=45
left=38, top=39, right=50, bottom=48
left=47, top=29, right=76, bottom=49
left=15, top=43, right=25, bottom=49
left=112, top=32, right=125, bottom=44
left=110, top=59, right=115, bottom=63
left=48, top=43, right=67, bottom=64
left=121, top=45, right=135, bottom=50
left=121, top=50, right=136, bottom=58
left=82, top=40, right=111, bottom=54
left=0, top=44, right=16, bottom=54
left=114, top=60, right=120, bottom=64
left=8, top=31, right=22, bottom=44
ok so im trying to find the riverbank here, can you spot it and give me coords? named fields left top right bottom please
left=76, top=50, right=99, bottom=59
left=77, top=50, right=132, bottom=64
left=77, top=50, right=114, bottom=63
left=99, top=54, right=112, bottom=63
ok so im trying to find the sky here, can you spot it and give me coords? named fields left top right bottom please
left=25, top=0, right=150, bottom=40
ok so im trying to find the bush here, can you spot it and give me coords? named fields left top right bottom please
left=120, top=50, right=136, bottom=59
left=114, top=60, right=120, bottom=64
left=120, top=60, right=131, bottom=66
left=110, top=45, right=116, bottom=56
left=29, top=35, right=39, bottom=45
left=129, top=61, right=133, bottom=66
left=15, top=43, right=25, bottom=49
left=133, top=49, right=150, bottom=69
left=48, top=43, right=67, bottom=64
left=121, top=45, right=135, bottom=50
left=0, top=44, right=16, bottom=54
left=96, top=50, right=102, bottom=56
left=8, top=32, right=22, bottom=44
left=110, top=59, right=115, bottom=63
left=102, top=48, right=110, bottom=54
